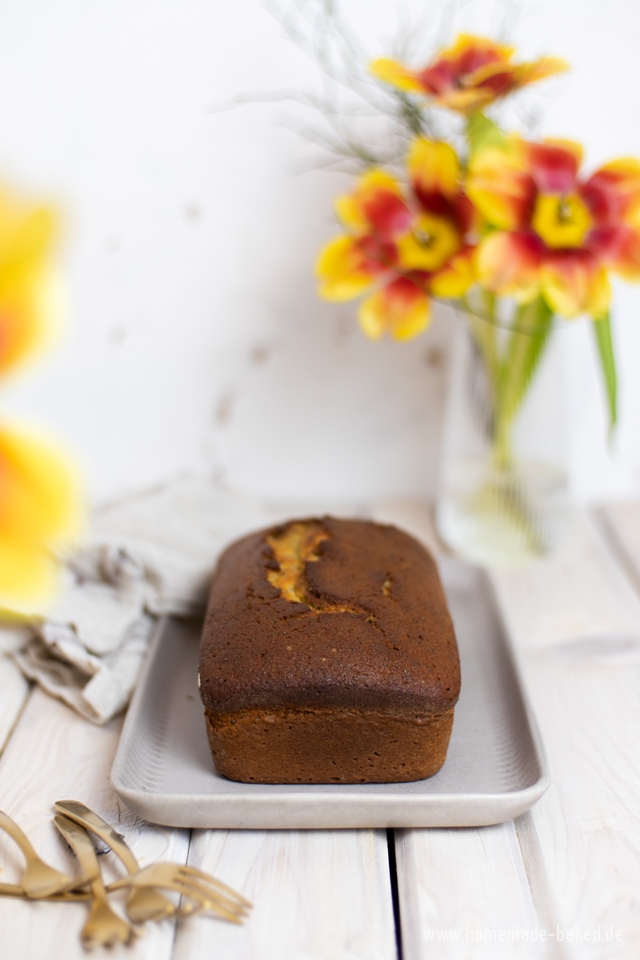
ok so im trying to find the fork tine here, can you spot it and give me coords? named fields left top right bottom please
left=175, top=873, right=250, bottom=911
left=169, top=878, right=248, bottom=921
left=110, top=872, right=242, bottom=910
left=177, top=865, right=253, bottom=907
left=109, top=862, right=248, bottom=903
left=108, top=869, right=248, bottom=922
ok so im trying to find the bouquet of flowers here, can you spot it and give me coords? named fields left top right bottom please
left=315, top=33, right=640, bottom=560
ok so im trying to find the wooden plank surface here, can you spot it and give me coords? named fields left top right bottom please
left=174, top=828, right=397, bottom=960
left=395, top=822, right=541, bottom=960
left=490, top=510, right=640, bottom=650
left=598, top=501, right=640, bottom=589
left=512, top=638, right=640, bottom=958
left=0, top=655, right=30, bottom=755
left=0, top=687, right=189, bottom=960
left=491, top=509, right=640, bottom=958
left=374, top=500, right=640, bottom=959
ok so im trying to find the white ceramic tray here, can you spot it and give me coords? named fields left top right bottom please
left=111, top=557, right=549, bottom=829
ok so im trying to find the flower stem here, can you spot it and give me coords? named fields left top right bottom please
left=463, top=292, right=513, bottom=466
left=460, top=296, right=556, bottom=556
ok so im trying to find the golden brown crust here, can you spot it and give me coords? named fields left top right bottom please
left=198, top=516, right=461, bottom=783
left=205, top=707, right=455, bottom=784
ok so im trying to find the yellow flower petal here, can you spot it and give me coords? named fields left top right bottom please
left=370, top=58, right=426, bottom=94
left=449, top=33, right=515, bottom=62
left=397, top=213, right=460, bottom=272
left=0, top=424, right=83, bottom=607
left=586, top=158, right=640, bottom=229
left=0, top=195, right=56, bottom=267
left=591, top=226, right=640, bottom=280
left=532, top=192, right=592, bottom=249
left=540, top=254, right=611, bottom=319
left=476, top=231, right=542, bottom=301
left=335, top=170, right=404, bottom=233
left=316, top=236, right=376, bottom=301
left=429, top=248, right=475, bottom=297
left=467, top=139, right=533, bottom=231
left=0, top=538, right=60, bottom=606
left=0, top=425, right=82, bottom=543
left=596, top=157, right=640, bottom=179
left=408, top=139, right=459, bottom=198
left=514, top=56, right=569, bottom=88
left=437, top=88, right=499, bottom=113
left=335, top=196, right=367, bottom=233
left=0, top=264, right=66, bottom=377
left=358, top=279, right=431, bottom=341
left=0, top=198, right=63, bottom=375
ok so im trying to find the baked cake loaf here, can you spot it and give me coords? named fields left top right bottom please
left=198, top=516, right=460, bottom=784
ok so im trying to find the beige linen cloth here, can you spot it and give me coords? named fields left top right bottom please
left=4, top=478, right=278, bottom=725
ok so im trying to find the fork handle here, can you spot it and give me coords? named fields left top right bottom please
left=54, top=801, right=139, bottom=875
left=0, top=810, right=42, bottom=863
left=53, top=815, right=104, bottom=896
left=0, top=882, right=92, bottom=902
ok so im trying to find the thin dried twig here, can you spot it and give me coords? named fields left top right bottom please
left=209, top=0, right=443, bottom=171
left=211, top=0, right=529, bottom=172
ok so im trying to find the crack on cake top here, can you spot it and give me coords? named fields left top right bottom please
left=265, top=520, right=366, bottom=616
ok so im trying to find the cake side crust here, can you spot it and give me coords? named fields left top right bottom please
left=204, top=706, right=455, bottom=784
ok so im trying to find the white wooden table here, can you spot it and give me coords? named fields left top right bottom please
left=2, top=501, right=640, bottom=959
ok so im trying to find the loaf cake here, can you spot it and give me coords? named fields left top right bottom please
left=198, top=516, right=460, bottom=784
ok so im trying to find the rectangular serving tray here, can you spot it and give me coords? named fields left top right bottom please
left=111, top=557, right=549, bottom=829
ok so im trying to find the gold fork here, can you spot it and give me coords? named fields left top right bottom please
left=53, top=815, right=138, bottom=949
left=0, top=867, right=248, bottom=921
left=108, top=862, right=250, bottom=923
left=0, top=810, right=79, bottom=898
left=0, top=882, right=91, bottom=902
left=0, top=873, right=247, bottom=922
left=54, top=800, right=187, bottom=924
left=54, top=800, right=251, bottom=923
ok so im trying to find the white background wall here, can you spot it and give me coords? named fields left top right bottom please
left=0, top=0, right=638, bottom=508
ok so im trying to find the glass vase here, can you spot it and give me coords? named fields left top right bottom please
left=436, top=307, right=569, bottom=566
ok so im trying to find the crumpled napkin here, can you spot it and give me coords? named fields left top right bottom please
left=4, top=477, right=279, bottom=724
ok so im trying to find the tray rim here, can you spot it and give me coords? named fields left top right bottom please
left=111, top=560, right=550, bottom=829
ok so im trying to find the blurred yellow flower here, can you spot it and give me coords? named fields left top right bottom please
left=0, top=184, right=82, bottom=609
left=0, top=424, right=82, bottom=610
left=0, top=192, right=65, bottom=376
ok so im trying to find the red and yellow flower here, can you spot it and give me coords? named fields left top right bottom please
left=0, top=187, right=81, bottom=609
left=316, top=140, right=476, bottom=339
left=371, top=34, right=567, bottom=114
left=468, top=137, right=640, bottom=317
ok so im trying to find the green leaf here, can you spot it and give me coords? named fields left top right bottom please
left=466, top=111, right=506, bottom=158
left=592, top=313, right=618, bottom=438
left=497, top=297, right=554, bottom=438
